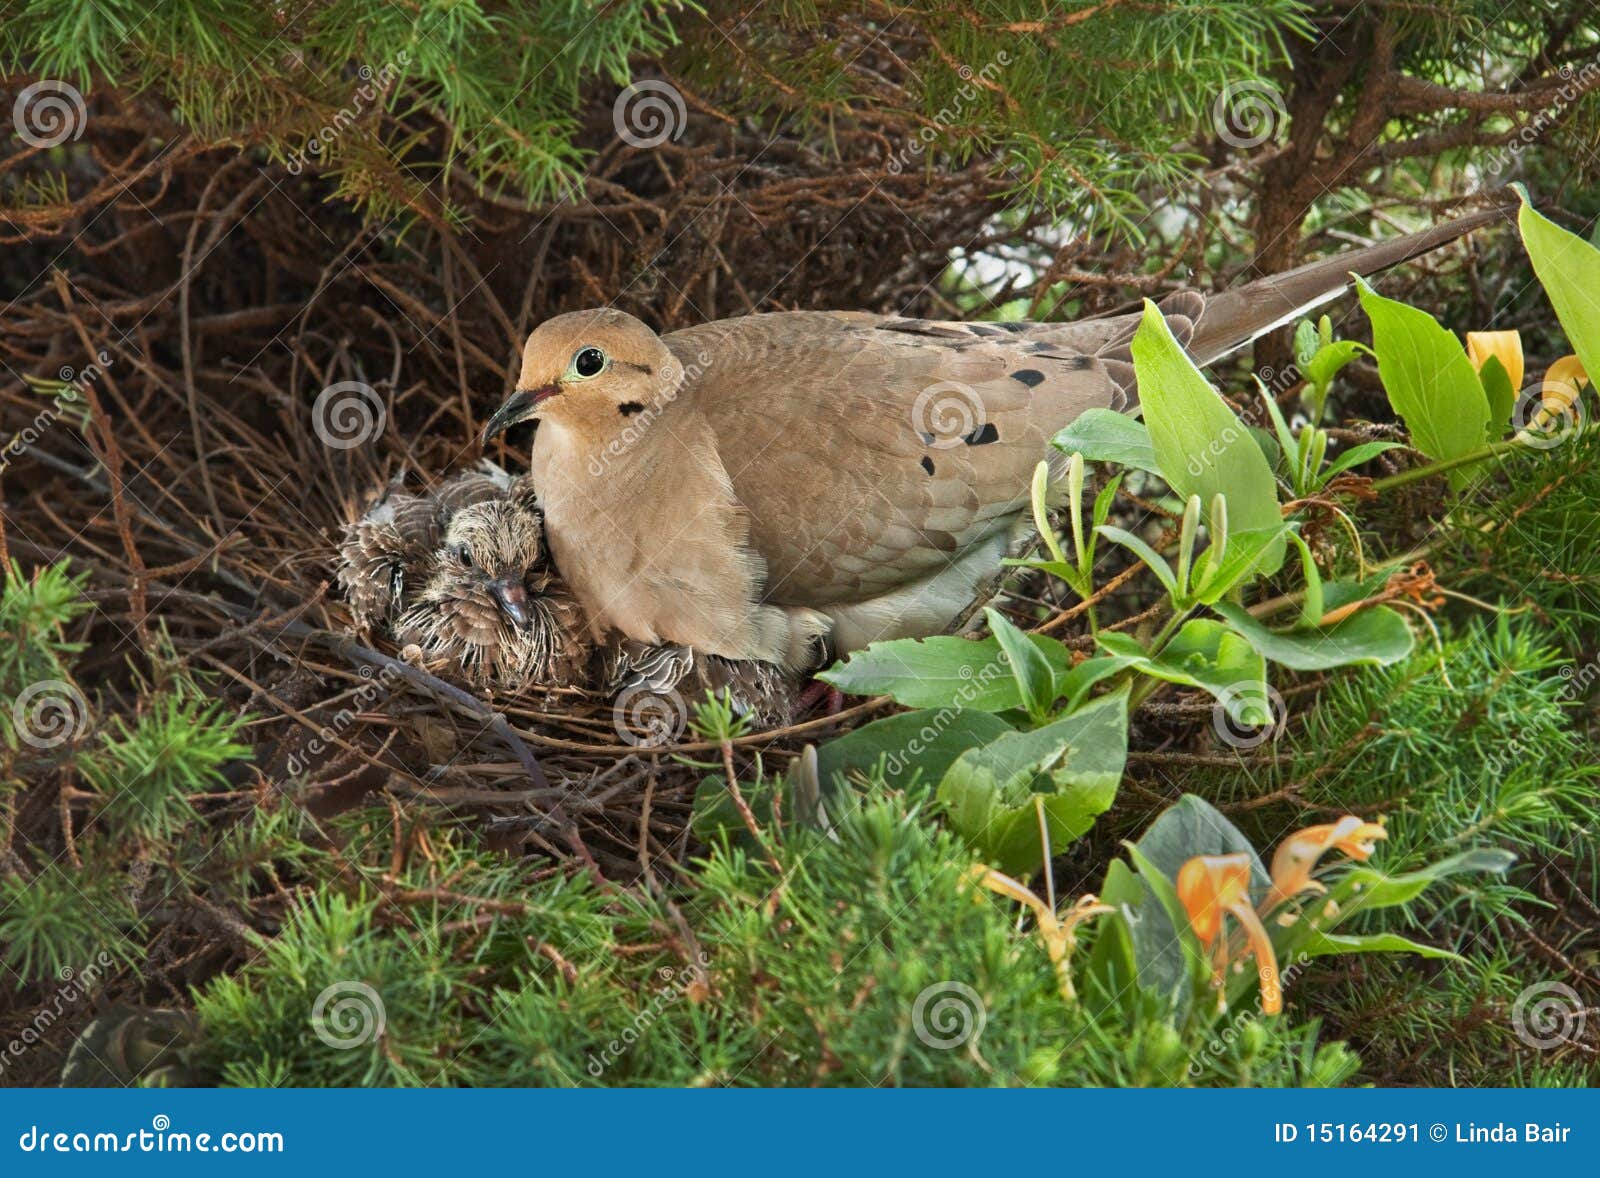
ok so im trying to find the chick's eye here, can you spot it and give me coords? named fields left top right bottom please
left=573, top=346, right=606, bottom=378
left=456, top=545, right=474, bottom=568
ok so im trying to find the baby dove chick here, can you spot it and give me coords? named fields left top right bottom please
left=336, top=466, right=514, bottom=631
left=336, top=466, right=587, bottom=688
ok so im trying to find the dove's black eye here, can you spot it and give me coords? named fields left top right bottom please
left=456, top=545, right=474, bottom=569
left=573, top=346, right=606, bottom=378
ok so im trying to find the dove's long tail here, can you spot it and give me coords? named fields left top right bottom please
left=1188, top=205, right=1510, bottom=366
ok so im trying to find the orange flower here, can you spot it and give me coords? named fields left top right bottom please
left=1265, top=816, right=1387, bottom=911
left=1465, top=330, right=1525, bottom=391
left=1176, top=853, right=1282, bottom=1015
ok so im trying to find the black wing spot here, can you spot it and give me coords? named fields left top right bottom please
left=618, top=401, right=646, bottom=416
left=1012, top=368, right=1046, bottom=388
left=964, top=423, right=999, bottom=446
left=996, top=321, right=1030, bottom=332
left=920, top=455, right=935, bottom=475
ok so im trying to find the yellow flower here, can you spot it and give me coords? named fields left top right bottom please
left=1542, top=355, right=1590, bottom=411
left=1176, top=853, right=1282, bottom=1015
left=971, top=865, right=1110, bottom=1002
left=1466, top=330, right=1524, bottom=391
left=1265, top=815, right=1387, bottom=911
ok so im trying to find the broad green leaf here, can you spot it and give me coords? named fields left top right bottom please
left=985, top=607, right=1056, bottom=723
left=818, top=632, right=1073, bottom=711
left=1131, top=793, right=1269, bottom=890
left=1093, top=794, right=1267, bottom=1020
left=1476, top=354, right=1516, bottom=434
left=1098, top=618, right=1269, bottom=725
left=1213, top=601, right=1414, bottom=670
left=1355, top=276, right=1491, bottom=490
left=1517, top=189, right=1600, bottom=393
left=1053, top=408, right=1161, bottom=476
left=937, top=689, right=1128, bottom=874
left=1123, top=843, right=1211, bottom=1016
left=810, top=708, right=1014, bottom=797
left=1131, top=301, right=1285, bottom=570
left=1294, top=930, right=1460, bottom=961
left=1322, top=440, right=1401, bottom=481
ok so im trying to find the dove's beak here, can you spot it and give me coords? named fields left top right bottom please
left=482, top=383, right=560, bottom=443
left=490, top=577, right=531, bottom=628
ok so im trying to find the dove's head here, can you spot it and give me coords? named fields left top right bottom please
left=483, top=308, right=680, bottom=441
left=430, top=497, right=547, bottom=630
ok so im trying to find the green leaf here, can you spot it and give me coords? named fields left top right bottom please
left=1099, top=618, right=1269, bottom=725
left=1517, top=189, right=1600, bottom=394
left=1321, top=440, right=1401, bottom=481
left=1082, top=859, right=1144, bottom=1016
left=818, top=632, right=1073, bottom=712
left=1304, top=339, right=1363, bottom=392
left=1056, top=654, right=1139, bottom=712
left=1096, top=795, right=1268, bottom=1020
left=1131, top=301, right=1285, bottom=570
left=984, top=608, right=1057, bottom=723
left=1286, top=532, right=1324, bottom=629
left=1294, top=930, right=1460, bottom=961
left=1096, top=524, right=1180, bottom=598
left=1354, top=276, right=1492, bottom=491
left=1052, top=409, right=1161, bottom=476
left=1213, top=601, right=1414, bottom=670
left=1190, top=523, right=1290, bottom=604
left=936, top=689, right=1128, bottom=874
left=809, top=708, right=1015, bottom=797
left=1132, top=793, right=1269, bottom=890
left=1475, top=354, right=1516, bottom=435
left=1327, top=848, right=1516, bottom=912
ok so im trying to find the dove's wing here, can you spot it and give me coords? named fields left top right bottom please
left=663, top=299, right=1199, bottom=607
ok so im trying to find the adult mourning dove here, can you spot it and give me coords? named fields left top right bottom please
left=483, top=211, right=1502, bottom=669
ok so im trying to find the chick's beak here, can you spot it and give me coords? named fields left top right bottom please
left=482, top=383, right=560, bottom=443
left=490, top=577, right=530, bottom=628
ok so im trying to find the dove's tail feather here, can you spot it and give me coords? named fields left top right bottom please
left=1188, top=205, right=1510, bottom=366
